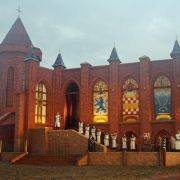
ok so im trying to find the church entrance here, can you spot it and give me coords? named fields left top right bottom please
left=65, top=83, right=79, bottom=129
left=154, top=130, right=170, bottom=151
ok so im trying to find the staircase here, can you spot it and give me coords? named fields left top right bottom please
left=14, top=154, right=82, bottom=165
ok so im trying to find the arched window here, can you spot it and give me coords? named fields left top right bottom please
left=6, top=67, right=14, bottom=106
left=35, top=81, right=47, bottom=124
left=122, top=78, right=139, bottom=122
left=93, top=80, right=108, bottom=123
left=154, top=76, right=172, bottom=120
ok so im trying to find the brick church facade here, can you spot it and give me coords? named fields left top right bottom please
left=0, top=17, right=180, bottom=152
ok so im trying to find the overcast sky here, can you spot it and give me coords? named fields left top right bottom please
left=0, top=0, right=180, bottom=68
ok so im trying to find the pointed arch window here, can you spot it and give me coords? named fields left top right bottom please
left=122, top=78, right=139, bottom=122
left=93, top=80, right=108, bottom=123
left=35, top=82, right=47, bottom=124
left=154, top=76, right=172, bottom=120
left=6, top=67, right=14, bottom=106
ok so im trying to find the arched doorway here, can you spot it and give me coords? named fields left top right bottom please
left=154, top=130, right=170, bottom=151
left=65, top=82, right=79, bottom=129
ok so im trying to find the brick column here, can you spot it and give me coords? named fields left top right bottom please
left=108, top=61, right=120, bottom=133
left=139, top=56, right=152, bottom=141
left=80, top=62, right=91, bottom=124
left=172, top=55, right=180, bottom=132
left=52, top=67, right=64, bottom=128
left=14, top=92, right=26, bottom=151
left=24, top=61, right=39, bottom=129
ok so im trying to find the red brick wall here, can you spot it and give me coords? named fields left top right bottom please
left=88, top=152, right=160, bottom=166
left=0, top=152, right=22, bottom=162
left=28, top=128, right=106, bottom=155
left=28, top=127, right=49, bottom=154
left=89, top=152, right=123, bottom=165
left=165, top=152, right=180, bottom=166
left=125, top=152, right=160, bottom=166
left=0, top=125, right=14, bottom=151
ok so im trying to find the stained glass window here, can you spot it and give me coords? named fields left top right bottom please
left=154, top=76, right=172, bottom=120
left=93, top=80, right=108, bottom=123
left=35, top=82, right=47, bottom=124
left=6, top=67, right=14, bottom=107
left=122, top=78, right=139, bottom=122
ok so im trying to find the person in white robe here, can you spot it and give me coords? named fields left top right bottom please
left=104, top=132, right=109, bottom=147
left=96, top=129, right=101, bottom=144
left=78, top=121, right=84, bottom=134
left=85, top=124, right=90, bottom=138
left=175, top=130, right=180, bottom=150
left=122, top=134, right=127, bottom=151
left=55, top=112, right=60, bottom=129
left=130, top=134, right=136, bottom=150
left=111, top=133, right=117, bottom=148
left=91, top=126, right=96, bottom=140
left=170, top=136, right=176, bottom=151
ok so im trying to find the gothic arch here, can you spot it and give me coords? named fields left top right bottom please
left=36, top=79, right=51, bottom=94
left=6, top=67, right=14, bottom=107
left=90, top=77, right=108, bottom=90
left=121, top=75, right=139, bottom=87
left=122, top=77, right=139, bottom=122
left=64, top=82, right=80, bottom=129
left=63, top=79, right=80, bottom=94
left=93, top=80, right=108, bottom=123
left=153, top=75, right=172, bottom=121
left=153, top=129, right=171, bottom=143
left=35, top=81, right=47, bottom=124
left=152, top=73, right=172, bottom=86
left=153, top=129, right=171, bottom=151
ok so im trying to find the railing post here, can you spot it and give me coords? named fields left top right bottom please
left=24, top=138, right=28, bottom=153
left=122, top=150, right=127, bottom=166
left=0, top=140, right=2, bottom=153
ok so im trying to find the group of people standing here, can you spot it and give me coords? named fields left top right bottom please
left=78, top=121, right=137, bottom=151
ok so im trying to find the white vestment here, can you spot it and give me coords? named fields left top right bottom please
left=55, top=114, right=60, bottom=128
left=111, top=135, right=117, bottom=148
left=91, top=127, right=96, bottom=140
left=78, top=122, right=83, bottom=134
left=96, top=131, right=101, bottom=144
left=85, top=126, right=90, bottom=138
left=175, top=133, right=180, bottom=150
left=130, top=136, right=136, bottom=150
left=122, top=137, right=127, bottom=149
left=104, top=134, right=109, bottom=147
left=170, top=136, right=176, bottom=150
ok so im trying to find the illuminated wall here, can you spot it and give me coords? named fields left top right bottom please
left=93, top=80, right=108, bottom=123
left=154, top=76, right=172, bottom=120
left=122, top=78, right=139, bottom=122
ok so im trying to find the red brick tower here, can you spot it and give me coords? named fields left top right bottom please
left=0, top=17, right=41, bottom=151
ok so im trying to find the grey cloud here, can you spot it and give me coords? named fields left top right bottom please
left=0, top=0, right=180, bottom=68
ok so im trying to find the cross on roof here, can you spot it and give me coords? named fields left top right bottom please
left=16, top=6, right=22, bottom=17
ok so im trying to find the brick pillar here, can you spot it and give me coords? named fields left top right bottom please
left=24, top=60, right=39, bottom=129
left=80, top=62, right=91, bottom=124
left=139, top=56, right=152, bottom=142
left=172, top=55, right=180, bottom=132
left=14, top=92, right=26, bottom=151
left=108, top=60, right=120, bottom=133
left=52, top=67, right=64, bottom=128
